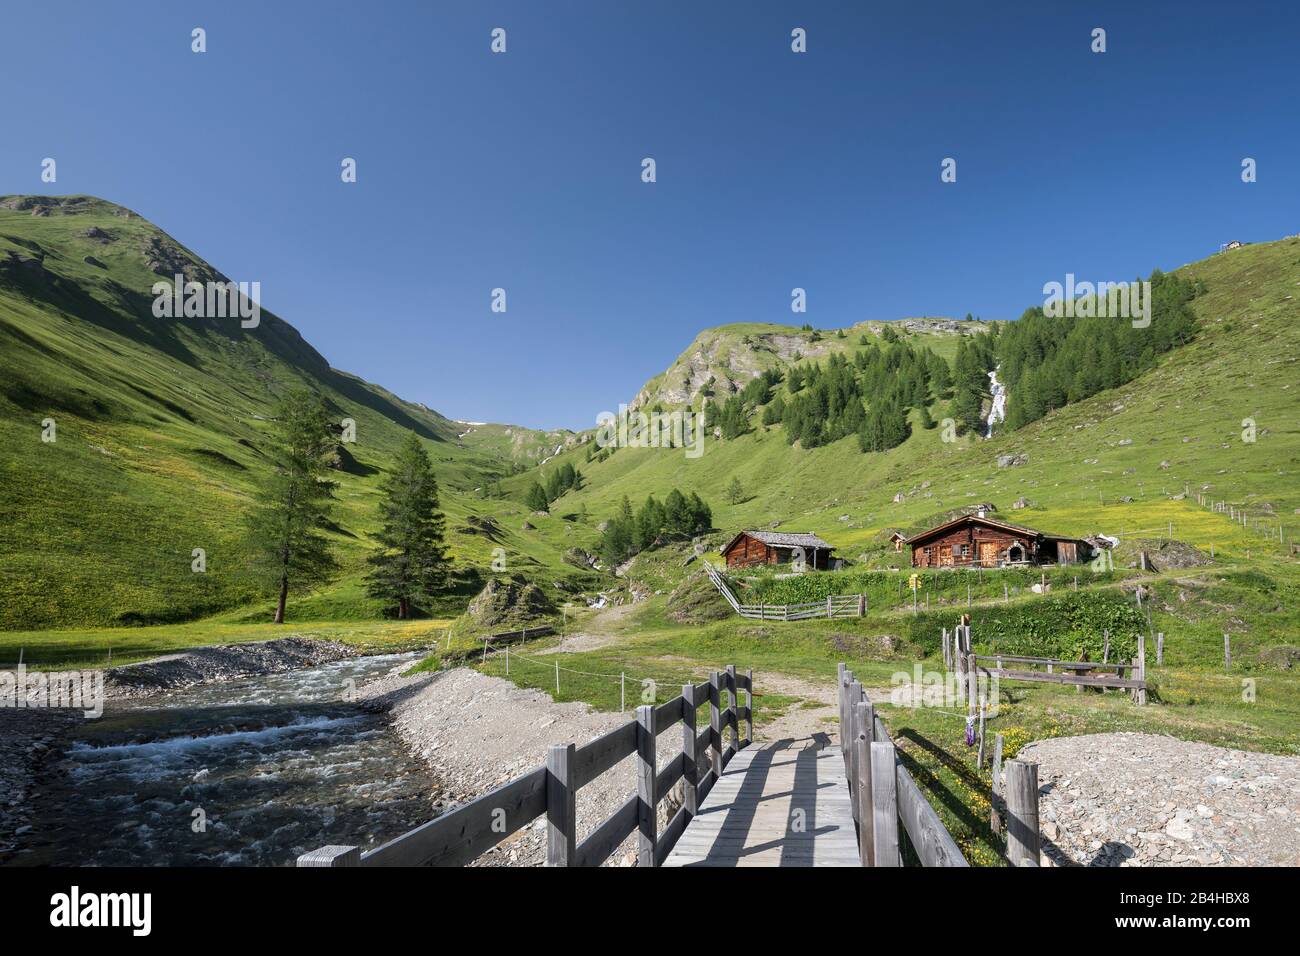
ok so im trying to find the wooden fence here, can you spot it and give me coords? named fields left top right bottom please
left=298, top=665, right=753, bottom=868
left=945, top=625, right=1147, bottom=705
left=836, top=663, right=968, bottom=867
left=705, top=563, right=865, bottom=621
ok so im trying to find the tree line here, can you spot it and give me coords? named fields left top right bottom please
left=599, top=489, right=713, bottom=566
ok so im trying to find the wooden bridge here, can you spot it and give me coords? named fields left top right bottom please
left=299, top=663, right=978, bottom=868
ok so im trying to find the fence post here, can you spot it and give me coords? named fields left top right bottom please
left=870, top=741, right=900, bottom=866
left=546, top=743, right=576, bottom=866
left=1224, top=633, right=1232, bottom=669
left=827, top=595, right=833, bottom=618
left=726, top=664, right=738, bottom=749
left=1156, top=632, right=1164, bottom=666
left=1005, top=760, right=1040, bottom=867
left=990, top=733, right=1005, bottom=834
left=837, top=664, right=851, bottom=775
left=1136, top=634, right=1147, bottom=706
left=709, top=671, right=723, bottom=779
left=1102, top=629, right=1111, bottom=664
left=858, top=593, right=866, bottom=617
left=854, top=700, right=875, bottom=866
left=636, top=704, right=657, bottom=867
left=744, top=668, right=754, bottom=746
left=681, top=683, right=699, bottom=817
left=297, top=845, right=360, bottom=867
left=848, top=680, right=862, bottom=823
left=976, top=696, right=987, bottom=769
left=966, top=653, right=978, bottom=713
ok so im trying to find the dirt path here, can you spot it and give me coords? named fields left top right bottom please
left=535, top=602, right=639, bottom=655
left=752, top=672, right=841, bottom=748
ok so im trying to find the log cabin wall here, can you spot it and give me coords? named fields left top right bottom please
left=911, top=526, right=1037, bottom=568
left=724, top=534, right=774, bottom=568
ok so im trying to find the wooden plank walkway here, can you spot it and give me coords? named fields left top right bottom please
left=662, top=739, right=859, bottom=867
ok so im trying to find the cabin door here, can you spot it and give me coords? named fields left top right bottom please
left=1057, top=542, right=1077, bottom=565
left=978, top=542, right=998, bottom=567
left=938, top=545, right=954, bottom=567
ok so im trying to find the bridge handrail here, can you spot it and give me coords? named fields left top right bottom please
left=837, top=663, right=969, bottom=867
left=298, top=665, right=754, bottom=868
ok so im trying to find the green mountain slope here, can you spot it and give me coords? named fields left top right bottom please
left=0, top=195, right=577, bottom=629
left=629, top=318, right=986, bottom=412
left=513, top=237, right=1300, bottom=567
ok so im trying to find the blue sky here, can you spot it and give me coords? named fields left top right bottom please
left=3, top=1, right=1295, bottom=429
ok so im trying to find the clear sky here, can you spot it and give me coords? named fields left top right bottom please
left=3, top=1, right=1295, bottom=430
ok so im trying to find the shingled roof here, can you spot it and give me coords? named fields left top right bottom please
left=722, top=530, right=833, bottom=553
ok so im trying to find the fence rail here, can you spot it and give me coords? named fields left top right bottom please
left=298, top=665, right=754, bottom=868
left=705, top=564, right=865, bottom=620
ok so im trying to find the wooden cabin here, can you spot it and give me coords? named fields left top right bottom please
left=721, top=531, right=835, bottom=570
left=906, top=515, right=1092, bottom=569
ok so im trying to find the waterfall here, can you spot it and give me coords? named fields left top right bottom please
left=985, top=367, right=1007, bottom=437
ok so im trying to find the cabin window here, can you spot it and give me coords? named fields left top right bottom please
left=955, top=544, right=970, bottom=560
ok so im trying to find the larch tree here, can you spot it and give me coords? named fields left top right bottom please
left=365, top=433, right=451, bottom=619
left=245, top=389, right=340, bottom=624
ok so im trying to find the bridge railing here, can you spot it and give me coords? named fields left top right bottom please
left=836, top=663, right=969, bottom=867
left=298, top=665, right=753, bottom=868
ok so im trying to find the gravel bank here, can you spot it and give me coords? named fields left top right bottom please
left=359, top=666, right=697, bottom=866
left=1018, top=732, right=1300, bottom=866
left=0, top=708, right=82, bottom=862
left=105, top=637, right=355, bottom=698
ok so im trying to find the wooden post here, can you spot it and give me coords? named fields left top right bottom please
left=635, top=704, right=657, bottom=867
left=681, top=683, right=699, bottom=817
left=854, top=700, right=874, bottom=866
left=827, top=595, right=833, bottom=619
left=620, top=672, right=625, bottom=712
left=744, top=668, right=754, bottom=745
left=858, top=593, right=866, bottom=617
left=847, top=680, right=863, bottom=822
left=966, top=653, right=978, bottom=713
left=297, top=845, right=360, bottom=867
left=505, top=644, right=509, bottom=675
left=482, top=638, right=489, bottom=664
left=1005, top=760, right=1040, bottom=867
left=726, top=664, right=738, bottom=749
left=870, top=741, right=900, bottom=866
left=942, top=628, right=950, bottom=670
left=1224, top=634, right=1232, bottom=669
left=837, top=663, right=849, bottom=774
left=976, top=696, right=987, bottom=769
left=709, top=671, right=723, bottom=779
left=546, top=743, right=576, bottom=866
left=1102, top=629, right=1111, bottom=664
left=1156, top=632, right=1164, bottom=666
left=555, top=658, right=560, bottom=696
left=990, top=733, right=1005, bottom=834
left=1136, top=634, right=1147, bottom=706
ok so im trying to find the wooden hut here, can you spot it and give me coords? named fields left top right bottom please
left=906, top=515, right=1092, bottom=569
left=721, top=531, right=835, bottom=570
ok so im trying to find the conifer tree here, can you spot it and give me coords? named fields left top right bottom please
left=245, top=389, right=340, bottom=624
left=365, top=433, right=451, bottom=618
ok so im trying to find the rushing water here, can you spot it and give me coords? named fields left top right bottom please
left=17, top=653, right=439, bottom=867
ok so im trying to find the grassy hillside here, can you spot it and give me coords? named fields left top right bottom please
left=513, top=237, right=1300, bottom=562
left=0, top=195, right=585, bottom=630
